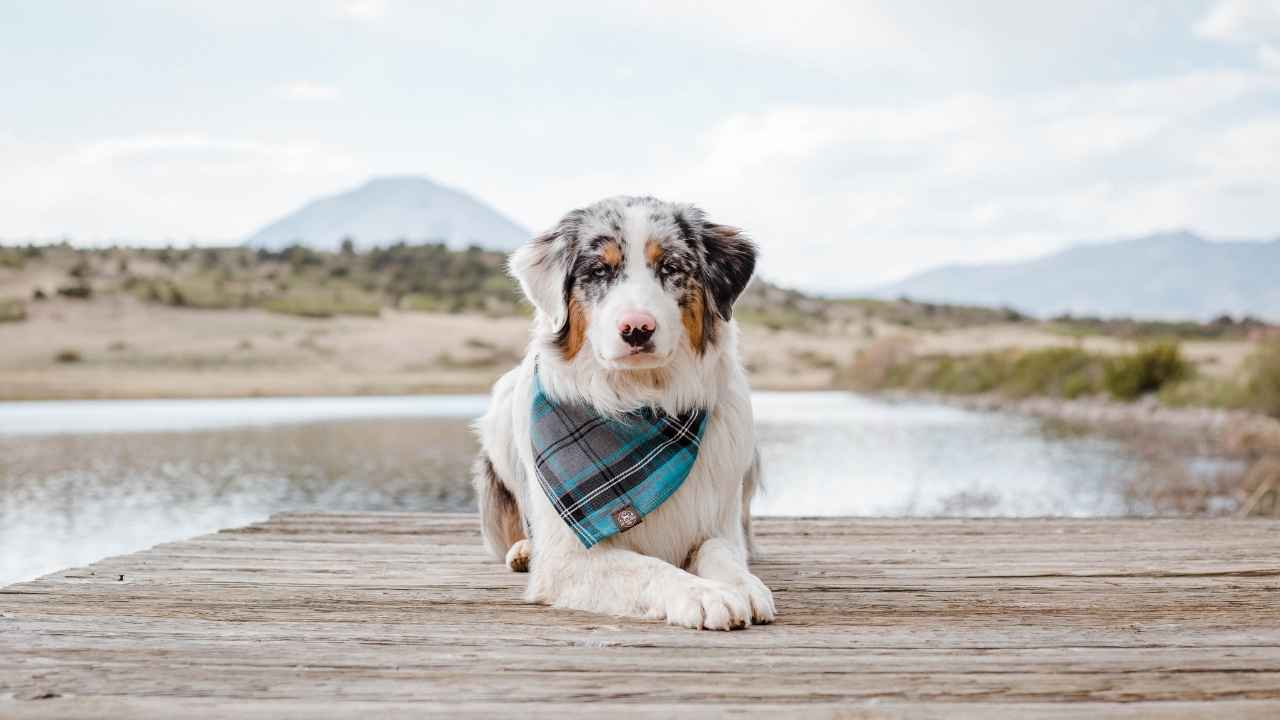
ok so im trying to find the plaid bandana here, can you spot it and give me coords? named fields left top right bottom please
left=530, top=369, right=709, bottom=548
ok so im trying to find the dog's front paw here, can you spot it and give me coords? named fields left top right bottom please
left=660, top=579, right=751, bottom=630
left=505, top=539, right=531, bottom=573
left=739, top=572, right=776, bottom=624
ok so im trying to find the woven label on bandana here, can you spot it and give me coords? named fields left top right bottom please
left=530, top=370, right=708, bottom=548
left=613, top=505, right=642, bottom=531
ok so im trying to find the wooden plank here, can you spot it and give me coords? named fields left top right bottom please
left=2, top=514, right=1279, bottom=718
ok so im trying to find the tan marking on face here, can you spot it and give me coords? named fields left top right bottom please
left=681, top=283, right=707, bottom=355
left=600, top=240, right=622, bottom=268
left=645, top=238, right=664, bottom=267
left=560, top=295, right=588, bottom=361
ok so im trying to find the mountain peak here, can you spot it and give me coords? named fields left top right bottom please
left=1130, top=229, right=1204, bottom=246
left=875, top=232, right=1280, bottom=321
left=243, top=176, right=530, bottom=252
left=358, top=175, right=444, bottom=190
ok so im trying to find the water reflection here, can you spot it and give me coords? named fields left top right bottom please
left=752, top=393, right=1139, bottom=516
left=0, top=392, right=1243, bottom=586
left=1, top=419, right=477, bottom=585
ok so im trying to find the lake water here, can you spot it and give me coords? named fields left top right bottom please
left=0, top=392, right=1221, bottom=586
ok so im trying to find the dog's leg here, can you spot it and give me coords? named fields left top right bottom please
left=688, top=536, right=775, bottom=624
left=473, top=452, right=527, bottom=569
left=528, top=541, right=752, bottom=630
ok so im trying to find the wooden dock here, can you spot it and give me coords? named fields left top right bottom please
left=3, top=513, right=1279, bottom=718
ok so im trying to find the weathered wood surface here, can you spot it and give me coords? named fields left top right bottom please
left=2, top=514, right=1279, bottom=719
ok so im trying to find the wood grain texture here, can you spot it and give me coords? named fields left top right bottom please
left=2, top=513, right=1279, bottom=718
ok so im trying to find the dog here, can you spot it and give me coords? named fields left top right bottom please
left=472, top=195, right=774, bottom=630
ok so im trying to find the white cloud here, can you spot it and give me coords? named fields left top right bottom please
left=340, top=0, right=388, bottom=22
left=278, top=82, right=341, bottom=101
left=632, top=70, right=1280, bottom=289
left=0, top=134, right=361, bottom=243
left=639, top=0, right=918, bottom=58
left=1196, top=0, right=1280, bottom=43
left=5, top=2, right=1280, bottom=292
left=472, top=65, right=1280, bottom=291
left=1261, top=44, right=1280, bottom=70
left=1197, top=0, right=1280, bottom=72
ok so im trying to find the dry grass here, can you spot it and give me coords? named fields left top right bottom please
left=0, top=298, right=26, bottom=323
left=1245, top=339, right=1280, bottom=418
left=1240, top=456, right=1280, bottom=517
left=1161, top=339, right=1280, bottom=419
left=842, top=336, right=916, bottom=390
left=261, top=290, right=383, bottom=319
left=0, top=243, right=1267, bottom=401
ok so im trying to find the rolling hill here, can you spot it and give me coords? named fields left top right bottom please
left=243, top=176, right=530, bottom=252
left=873, top=231, right=1280, bottom=321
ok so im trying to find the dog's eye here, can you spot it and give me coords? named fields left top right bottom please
left=590, top=263, right=611, bottom=280
left=659, top=260, right=682, bottom=277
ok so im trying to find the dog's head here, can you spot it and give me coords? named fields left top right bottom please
left=510, top=196, right=756, bottom=371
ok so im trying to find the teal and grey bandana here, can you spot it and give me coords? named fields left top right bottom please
left=530, top=370, right=709, bottom=548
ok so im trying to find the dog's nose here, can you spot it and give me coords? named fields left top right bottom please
left=618, top=311, right=657, bottom=347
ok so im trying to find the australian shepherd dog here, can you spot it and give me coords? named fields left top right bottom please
left=472, top=196, right=774, bottom=630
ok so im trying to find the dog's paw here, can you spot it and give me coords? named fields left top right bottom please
left=739, top=572, right=776, bottom=624
left=661, top=579, right=752, bottom=631
left=505, top=539, right=531, bottom=573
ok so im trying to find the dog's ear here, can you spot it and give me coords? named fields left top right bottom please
left=699, top=222, right=757, bottom=321
left=508, top=212, right=581, bottom=328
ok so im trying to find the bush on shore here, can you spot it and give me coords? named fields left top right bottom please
left=1245, top=339, right=1280, bottom=419
left=1103, top=341, right=1191, bottom=401
left=1156, top=339, right=1280, bottom=419
left=848, top=339, right=1191, bottom=402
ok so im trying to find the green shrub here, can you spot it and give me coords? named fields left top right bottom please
left=1158, top=375, right=1248, bottom=409
left=399, top=293, right=451, bottom=313
left=916, top=347, right=1106, bottom=399
left=1104, top=341, right=1190, bottom=400
left=133, top=277, right=249, bottom=310
left=0, top=249, right=25, bottom=269
left=844, top=342, right=1200, bottom=403
left=1049, top=313, right=1269, bottom=341
left=1244, top=339, right=1280, bottom=418
left=56, top=284, right=92, bottom=299
left=0, top=298, right=26, bottom=323
left=926, top=353, right=1009, bottom=394
left=167, top=280, right=240, bottom=309
left=262, top=291, right=382, bottom=319
left=54, top=348, right=83, bottom=363
left=1005, top=347, right=1102, bottom=398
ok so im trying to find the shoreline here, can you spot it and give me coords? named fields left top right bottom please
left=0, top=373, right=836, bottom=403
left=7, top=375, right=1279, bottom=454
left=886, top=389, right=1280, bottom=456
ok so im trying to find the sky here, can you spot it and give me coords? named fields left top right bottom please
left=2, top=0, right=1280, bottom=291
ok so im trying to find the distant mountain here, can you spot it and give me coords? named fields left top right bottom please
left=243, top=176, right=530, bottom=252
left=872, top=231, right=1280, bottom=321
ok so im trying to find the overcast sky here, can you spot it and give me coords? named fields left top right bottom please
left=2, top=1, right=1279, bottom=290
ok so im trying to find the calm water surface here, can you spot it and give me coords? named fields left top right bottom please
left=0, top=392, right=1215, bottom=586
